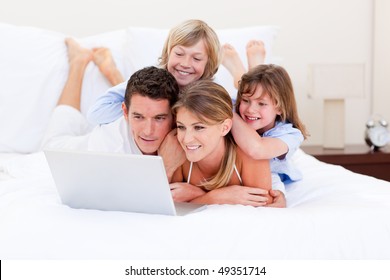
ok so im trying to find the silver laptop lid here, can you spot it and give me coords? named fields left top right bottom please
left=44, top=150, right=177, bottom=215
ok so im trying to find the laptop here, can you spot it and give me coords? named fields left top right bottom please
left=44, top=150, right=206, bottom=216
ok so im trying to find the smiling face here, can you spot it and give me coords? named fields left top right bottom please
left=122, top=94, right=173, bottom=155
left=167, top=39, right=208, bottom=88
left=176, top=107, right=230, bottom=163
left=238, top=84, right=281, bottom=134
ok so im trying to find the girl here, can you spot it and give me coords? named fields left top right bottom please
left=232, top=64, right=309, bottom=200
left=87, top=19, right=221, bottom=125
left=170, top=80, right=273, bottom=206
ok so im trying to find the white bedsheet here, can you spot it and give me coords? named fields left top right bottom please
left=1, top=149, right=390, bottom=260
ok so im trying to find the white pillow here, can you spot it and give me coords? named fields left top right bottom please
left=125, top=25, right=279, bottom=99
left=126, top=27, right=169, bottom=70
left=0, top=23, right=68, bottom=153
left=0, top=23, right=130, bottom=153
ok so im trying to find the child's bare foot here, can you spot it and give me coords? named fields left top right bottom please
left=58, top=38, right=93, bottom=109
left=92, top=47, right=124, bottom=86
left=246, top=40, right=266, bottom=70
left=65, top=37, right=93, bottom=67
left=221, top=43, right=246, bottom=89
left=92, top=48, right=116, bottom=77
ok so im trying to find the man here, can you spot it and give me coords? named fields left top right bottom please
left=41, top=39, right=185, bottom=180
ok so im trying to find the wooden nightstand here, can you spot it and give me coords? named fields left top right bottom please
left=301, top=144, right=390, bottom=181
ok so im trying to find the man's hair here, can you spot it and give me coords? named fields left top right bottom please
left=124, top=66, right=180, bottom=109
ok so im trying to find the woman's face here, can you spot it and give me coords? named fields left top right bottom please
left=176, top=107, right=228, bottom=163
left=238, top=84, right=281, bottom=134
left=167, top=39, right=208, bottom=88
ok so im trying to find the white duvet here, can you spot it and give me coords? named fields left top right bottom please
left=1, top=149, right=390, bottom=259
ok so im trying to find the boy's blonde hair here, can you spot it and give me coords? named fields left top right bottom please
left=172, top=80, right=236, bottom=190
left=159, top=19, right=221, bottom=80
left=236, top=64, right=309, bottom=139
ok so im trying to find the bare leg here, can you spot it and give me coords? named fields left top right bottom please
left=92, top=47, right=124, bottom=86
left=221, top=43, right=246, bottom=89
left=246, top=40, right=266, bottom=70
left=57, top=38, right=93, bottom=110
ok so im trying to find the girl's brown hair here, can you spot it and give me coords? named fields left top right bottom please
left=235, top=64, right=309, bottom=139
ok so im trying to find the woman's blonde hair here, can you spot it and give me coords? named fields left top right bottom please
left=159, top=19, right=221, bottom=80
left=236, top=64, right=309, bottom=139
left=172, top=80, right=236, bottom=190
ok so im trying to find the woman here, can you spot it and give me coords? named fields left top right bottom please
left=170, top=80, right=273, bottom=206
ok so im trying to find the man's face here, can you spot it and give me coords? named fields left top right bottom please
left=123, top=94, right=173, bottom=155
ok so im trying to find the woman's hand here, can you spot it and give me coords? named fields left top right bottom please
left=159, top=129, right=186, bottom=182
left=191, top=185, right=270, bottom=206
left=265, top=190, right=287, bottom=208
left=170, top=182, right=205, bottom=202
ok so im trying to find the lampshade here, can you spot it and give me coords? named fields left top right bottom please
left=308, top=63, right=365, bottom=99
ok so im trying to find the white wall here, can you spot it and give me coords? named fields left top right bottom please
left=373, top=0, right=390, bottom=124
left=1, top=0, right=380, bottom=146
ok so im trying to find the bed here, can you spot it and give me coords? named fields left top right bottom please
left=1, top=22, right=390, bottom=260
left=1, top=149, right=390, bottom=259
